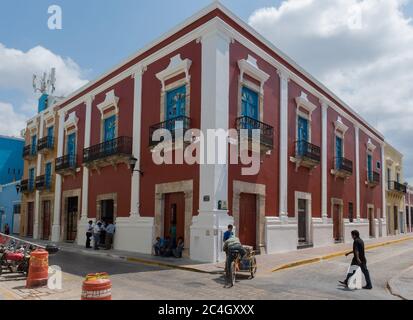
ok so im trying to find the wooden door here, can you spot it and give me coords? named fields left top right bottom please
left=27, top=202, right=34, bottom=237
left=369, top=208, right=375, bottom=238
left=42, top=201, right=51, bottom=240
left=333, top=204, right=342, bottom=242
left=239, top=193, right=257, bottom=248
left=298, top=199, right=307, bottom=244
left=66, top=197, right=78, bottom=242
left=164, top=193, right=185, bottom=243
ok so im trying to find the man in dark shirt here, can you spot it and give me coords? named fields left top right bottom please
left=340, top=230, right=373, bottom=289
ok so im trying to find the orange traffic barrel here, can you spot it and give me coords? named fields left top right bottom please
left=81, top=273, right=112, bottom=300
left=26, top=249, right=49, bottom=288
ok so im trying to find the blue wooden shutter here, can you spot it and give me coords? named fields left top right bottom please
left=31, top=135, right=37, bottom=155
left=104, top=115, right=116, bottom=142
left=367, top=154, right=373, bottom=180
left=45, top=163, right=52, bottom=188
left=241, top=86, right=259, bottom=120
left=67, top=133, right=76, bottom=166
left=47, top=126, right=54, bottom=147
left=336, top=136, right=343, bottom=169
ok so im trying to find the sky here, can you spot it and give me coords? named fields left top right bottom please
left=0, top=0, right=412, bottom=182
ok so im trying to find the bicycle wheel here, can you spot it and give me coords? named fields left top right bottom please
left=250, top=257, right=257, bottom=279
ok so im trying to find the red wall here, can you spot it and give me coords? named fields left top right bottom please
left=139, top=40, right=201, bottom=218
left=287, top=81, right=322, bottom=218
left=359, top=130, right=383, bottom=218
left=87, top=77, right=135, bottom=218
left=327, top=108, right=357, bottom=218
left=228, top=40, right=280, bottom=217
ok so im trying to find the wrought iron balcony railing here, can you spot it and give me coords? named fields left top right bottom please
left=20, top=179, right=29, bottom=193
left=388, top=181, right=407, bottom=193
left=149, top=116, right=191, bottom=147
left=335, top=157, right=353, bottom=175
left=35, top=175, right=52, bottom=191
left=83, top=136, right=133, bottom=164
left=23, top=145, right=36, bottom=158
left=56, top=154, right=77, bottom=172
left=295, top=140, right=321, bottom=163
left=236, top=116, right=274, bottom=150
left=368, top=171, right=380, bottom=186
left=38, top=136, right=54, bottom=152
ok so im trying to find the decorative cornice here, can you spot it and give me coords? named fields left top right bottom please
left=96, top=90, right=119, bottom=117
left=156, top=54, right=192, bottom=91
left=366, top=138, right=377, bottom=152
left=334, top=117, right=349, bottom=135
left=238, top=55, right=270, bottom=93
left=64, top=112, right=79, bottom=132
left=296, top=92, right=317, bottom=119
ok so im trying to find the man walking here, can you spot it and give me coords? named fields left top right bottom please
left=93, top=221, right=102, bottom=250
left=86, top=220, right=94, bottom=249
left=340, top=230, right=373, bottom=290
left=104, top=220, right=115, bottom=250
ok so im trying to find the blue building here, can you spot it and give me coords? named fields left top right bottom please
left=0, top=135, right=24, bottom=185
left=0, top=181, right=21, bottom=234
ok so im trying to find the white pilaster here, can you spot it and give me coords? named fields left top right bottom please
left=278, top=69, right=289, bottom=223
left=355, top=125, right=361, bottom=221
left=33, top=113, right=45, bottom=240
left=321, top=100, right=329, bottom=223
left=78, top=96, right=94, bottom=246
left=130, top=65, right=144, bottom=217
left=51, top=111, right=65, bottom=242
left=381, top=143, right=387, bottom=236
left=191, top=23, right=233, bottom=263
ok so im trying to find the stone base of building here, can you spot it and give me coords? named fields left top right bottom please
left=190, top=210, right=234, bottom=263
left=113, top=215, right=154, bottom=254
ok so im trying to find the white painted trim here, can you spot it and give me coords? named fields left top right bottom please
left=366, top=138, right=377, bottom=153
left=355, top=126, right=361, bottom=221
left=296, top=92, right=317, bottom=119
left=96, top=90, right=118, bottom=118
left=278, top=70, right=289, bottom=222
left=321, top=101, right=328, bottom=221
left=294, top=191, right=313, bottom=244
left=156, top=54, right=192, bottom=91
left=63, top=112, right=79, bottom=133
left=238, top=55, right=269, bottom=94
left=81, top=96, right=93, bottom=221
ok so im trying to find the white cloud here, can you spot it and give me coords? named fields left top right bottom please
left=0, top=43, right=89, bottom=135
left=249, top=0, right=413, bottom=183
left=0, top=102, right=26, bottom=137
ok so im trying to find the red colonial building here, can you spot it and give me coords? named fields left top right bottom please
left=48, top=3, right=386, bottom=262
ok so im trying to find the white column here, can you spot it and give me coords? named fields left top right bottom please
left=130, top=65, right=144, bottom=217
left=33, top=114, right=45, bottom=240
left=77, top=96, right=93, bottom=245
left=355, top=125, right=361, bottom=221
left=381, top=143, right=387, bottom=236
left=191, top=24, right=233, bottom=263
left=321, top=100, right=329, bottom=222
left=51, top=111, right=65, bottom=242
left=278, top=69, right=289, bottom=223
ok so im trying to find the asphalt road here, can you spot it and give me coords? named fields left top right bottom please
left=42, top=240, right=413, bottom=300
left=1, top=240, right=412, bottom=300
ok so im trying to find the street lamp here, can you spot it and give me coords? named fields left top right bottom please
left=15, top=183, right=21, bottom=195
left=129, top=157, right=144, bottom=176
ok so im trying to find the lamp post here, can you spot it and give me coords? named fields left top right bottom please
left=129, top=157, right=144, bottom=176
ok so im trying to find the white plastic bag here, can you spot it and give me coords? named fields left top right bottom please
left=347, top=265, right=362, bottom=290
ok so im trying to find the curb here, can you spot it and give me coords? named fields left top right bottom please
left=271, top=236, right=413, bottom=273
left=387, top=265, right=413, bottom=300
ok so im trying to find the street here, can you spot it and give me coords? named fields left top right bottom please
left=0, top=240, right=412, bottom=300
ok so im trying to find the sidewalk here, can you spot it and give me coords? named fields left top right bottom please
left=22, top=234, right=413, bottom=275
left=388, top=266, right=413, bottom=300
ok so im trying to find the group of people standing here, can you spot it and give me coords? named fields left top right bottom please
left=86, top=220, right=115, bottom=250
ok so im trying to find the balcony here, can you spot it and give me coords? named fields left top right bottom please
left=388, top=181, right=407, bottom=195
left=291, top=140, right=321, bottom=170
left=23, top=145, right=37, bottom=160
left=149, top=116, right=191, bottom=147
left=83, top=136, right=133, bottom=170
left=20, top=179, right=34, bottom=194
left=38, top=136, right=54, bottom=154
left=35, top=175, right=52, bottom=191
left=367, top=171, right=380, bottom=188
left=56, top=154, right=77, bottom=176
left=236, top=116, right=274, bottom=153
left=332, top=157, right=353, bottom=179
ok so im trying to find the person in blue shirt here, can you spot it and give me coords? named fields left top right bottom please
left=223, top=225, right=234, bottom=242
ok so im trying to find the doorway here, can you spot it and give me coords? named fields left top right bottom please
left=66, top=197, right=78, bottom=242
left=368, top=207, right=375, bottom=238
left=333, top=203, right=343, bottom=243
left=100, top=199, right=114, bottom=223
left=27, top=202, right=34, bottom=237
left=393, top=206, right=398, bottom=233
left=239, top=193, right=257, bottom=248
left=42, top=200, right=51, bottom=240
left=298, top=199, right=310, bottom=247
left=164, top=193, right=185, bottom=245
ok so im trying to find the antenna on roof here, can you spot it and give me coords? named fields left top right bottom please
left=33, top=68, right=56, bottom=95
